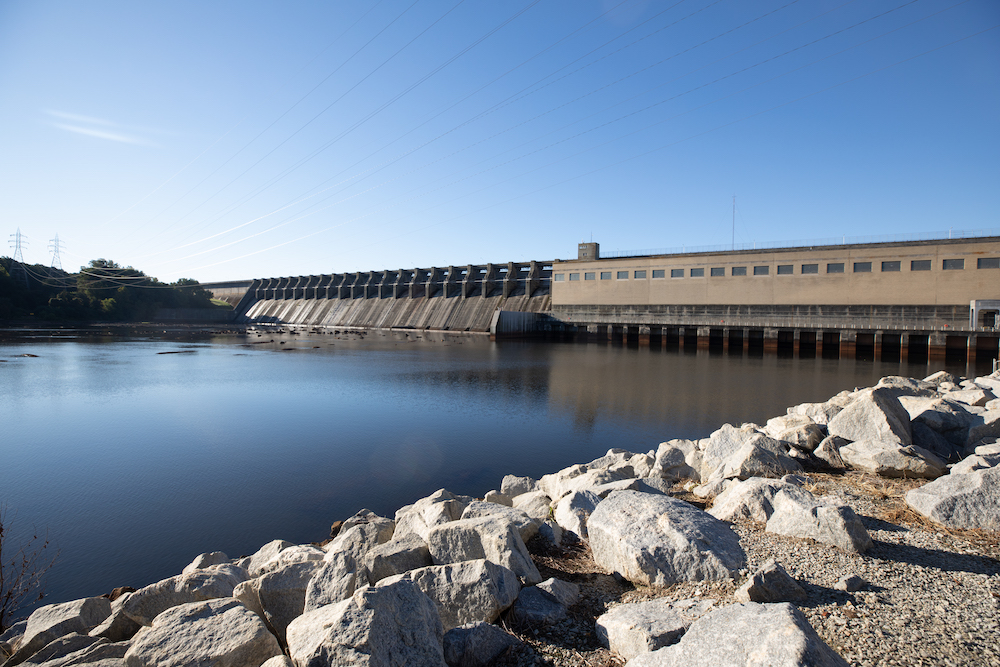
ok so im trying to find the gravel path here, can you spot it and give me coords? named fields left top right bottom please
left=498, top=472, right=1000, bottom=666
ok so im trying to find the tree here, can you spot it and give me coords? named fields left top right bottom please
left=0, top=505, right=57, bottom=632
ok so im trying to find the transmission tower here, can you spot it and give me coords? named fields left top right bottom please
left=48, top=233, right=65, bottom=271
left=8, top=228, right=29, bottom=288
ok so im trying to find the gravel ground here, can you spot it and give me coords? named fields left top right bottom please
left=496, top=472, right=1000, bottom=667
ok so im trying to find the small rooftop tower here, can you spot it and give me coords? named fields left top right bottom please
left=578, top=242, right=599, bottom=260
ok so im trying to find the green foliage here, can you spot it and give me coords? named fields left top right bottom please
left=0, top=256, right=216, bottom=321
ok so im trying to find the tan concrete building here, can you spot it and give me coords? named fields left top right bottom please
left=549, top=237, right=1000, bottom=363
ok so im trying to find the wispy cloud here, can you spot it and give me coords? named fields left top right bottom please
left=44, top=109, right=158, bottom=147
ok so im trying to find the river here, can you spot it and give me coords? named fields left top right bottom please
left=0, top=328, right=982, bottom=610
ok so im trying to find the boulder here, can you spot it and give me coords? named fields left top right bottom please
left=255, top=559, right=324, bottom=644
left=967, top=410, right=1000, bottom=449
left=122, top=563, right=248, bottom=626
left=7, top=597, right=111, bottom=666
left=362, top=534, right=434, bottom=584
left=323, top=509, right=394, bottom=561
left=286, top=579, right=447, bottom=667
left=378, top=559, right=520, bottom=631
left=500, top=475, right=538, bottom=497
left=763, top=415, right=825, bottom=451
left=900, top=397, right=979, bottom=445
left=734, top=560, right=807, bottom=603
left=765, top=492, right=873, bottom=553
left=650, top=440, right=701, bottom=481
left=905, top=465, right=1000, bottom=530
left=540, top=467, right=633, bottom=502
left=924, top=370, right=960, bottom=385
left=625, top=602, right=848, bottom=667
left=948, top=388, right=994, bottom=407
left=509, top=586, right=567, bottom=626
left=181, top=551, right=229, bottom=575
left=303, top=550, right=359, bottom=612
left=246, top=539, right=294, bottom=577
left=537, top=520, right=563, bottom=547
left=510, top=491, right=552, bottom=522
left=265, top=545, right=325, bottom=570
left=426, top=516, right=541, bottom=584
left=122, top=598, right=281, bottom=667
left=483, top=490, right=512, bottom=507
left=395, top=489, right=471, bottom=541
left=88, top=593, right=141, bottom=642
left=708, top=477, right=815, bottom=524
left=949, top=450, right=1000, bottom=474
left=261, top=657, right=294, bottom=667
left=911, top=422, right=962, bottom=462
left=18, top=632, right=102, bottom=666
left=34, top=637, right=129, bottom=666
left=785, top=397, right=846, bottom=426
left=700, top=424, right=763, bottom=477
left=460, top=501, right=540, bottom=543
left=839, top=440, right=946, bottom=478
left=596, top=598, right=716, bottom=661
left=553, top=490, right=601, bottom=538
left=874, top=375, right=937, bottom=397
left=827, top=387, right=912, bottom=446
left=588, top=491, right=745, bottom=587
left=716, top=434, right=802, bottom=480
left=442, top=622, right=523, bottom=667
left=537, top=577, right=579, bottom=608
left=691, top=478, right=734, bottom=500
left=813, top=436, right=847, bottom=470
left=973, top=373, right=1000, bottom=394
left=835, top=574, right=865, bottom=592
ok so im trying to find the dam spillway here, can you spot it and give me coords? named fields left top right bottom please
left=235, top=262, right=552, bottom=333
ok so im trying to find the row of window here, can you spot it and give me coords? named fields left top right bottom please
left=553, top=257, right=999, bottom=281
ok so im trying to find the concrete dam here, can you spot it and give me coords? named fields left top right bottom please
left=232, top=262, right=552, bottom=334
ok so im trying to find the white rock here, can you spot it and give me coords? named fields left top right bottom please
left=443, top=622, right=522, bottom=667
left=15, top=598, right=111, bottom=662
left=734, top=559, right=807, bottom=603
left=500, top=475, right=538, bottom=497
left=123, top=598, right=281, bottom=667
left=303, top=550, right=359, bottom=612
left=766, top=492, right=873, bottom=553
left=717, top=433, right=803, bottom=480
left=813, top=436, right=846, bottom=470
left=905, top=465, right=1000, bottom=530
left=260, top=657, right=294, bottom=667
left=122, top=563, right=248, bottom=626
left=510, top=490, right=552, bottom=522
left=708, top=477, right=815, bottom=523
left=88, top=592, right=141, bottom=643
left=840, top=440, right=946, bottom=478
left=426, top=516, right=541, bottom=584
left=625, top=602, right=848, bottom=667
left=377, top=559, right=520, bottom=632
left=967, top=410, right=1000, bottom=448
left=588, top=491, right=745, bottom=587
left=483, top=490, right=512, bottom=506
left=553, top=490, right=601, bottom=538
left=764, top=415, right=825, bottom=451
left=246, top=539, right=294, bottom=577
left=827, top=387, right=912, bottom=446
left=323, top=509, right=394, bottom=561
left=948, top=388, right=995, bottom=407
left=699, top=424, right=764, bottom=478
left=255, top=559, right=324, bottom=644
left=460, top=501, right=540, bottom=543
left=650, top=439, right=701, bottom=482
left=181, top=551, right=229, bottom=575
left=362, top=534, right=433, bottom=584
left=287, top=579, right=447, bottom=667
left=395, top=489, right=471, bottom=541
left=596, top=598, right=716, bottom=661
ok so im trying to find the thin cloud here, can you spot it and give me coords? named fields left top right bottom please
left=51, top=122, right=156, bottom=146
left=44, top=109, right=116, bottom=126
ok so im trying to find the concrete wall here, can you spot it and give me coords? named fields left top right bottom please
left=551, top=238, right=1000, bottom=308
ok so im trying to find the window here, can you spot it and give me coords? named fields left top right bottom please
left=979, top=257, right=1000, bottom=269
left=600, top=271, right=612, bottom=280
left=801, top=264, right=818, bottom=274
left=634, top=270, right=646, bottom=279
left=732, top=266, right=747, bottom=276
left=617, top=271, right=629, bottom=279
left=943, top=258, right=964, bottom=270
left=777, top=265, right=793, bottom=275
left=911, top=260, right=931, bottom=271
left=671, top=269, right=684, bottom=278
left=584, top=272, right=595, bottom=280
left=854, top=262, right=872, bottom=273
left=710, top=267, right=725, bottom=277
left=554, top=274, right=564, bottom=281
left=753, top=266, right=769, bottom=276
left=690, top=268, right=704, bottom=277
left=882, top=261, right=901, bottom=272
left=827, top=263, right=844, bottom=274
left=569, top=273, right=580, bottom=281
left=652, top=269, right=665, bottom=278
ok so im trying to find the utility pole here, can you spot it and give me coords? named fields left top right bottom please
left=8, top=228, right=29, bottom=288
left=48, top=234, right=65, bottom=271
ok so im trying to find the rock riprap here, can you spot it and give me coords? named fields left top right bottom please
left=588, top=491, right=745, bottom=586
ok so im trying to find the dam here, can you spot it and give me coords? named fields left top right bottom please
left=204, top=233, right=1000, bottom=364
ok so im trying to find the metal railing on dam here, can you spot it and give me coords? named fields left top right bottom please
left=235, top=261, right=553, bottom=333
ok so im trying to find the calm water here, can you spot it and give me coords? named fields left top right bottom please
left=0, top=329, right=980, bottom=609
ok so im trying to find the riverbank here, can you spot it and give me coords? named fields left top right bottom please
left=1, top=370, right=998, bottom=666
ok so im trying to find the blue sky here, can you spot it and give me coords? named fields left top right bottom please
left=1, top=0, right=997, bottom=282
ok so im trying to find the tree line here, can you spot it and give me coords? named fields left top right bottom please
left=0, top=258, right=222, bottom=321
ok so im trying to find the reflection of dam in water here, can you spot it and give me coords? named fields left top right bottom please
left=541, top=343, right=942, bottom=438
